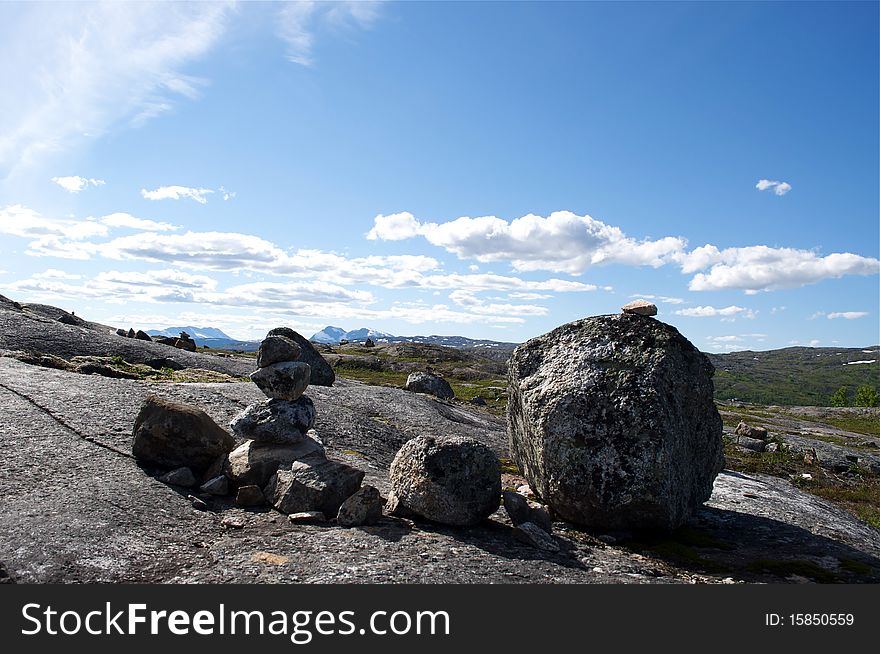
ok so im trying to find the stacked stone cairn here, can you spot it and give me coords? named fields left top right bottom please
left=225, top=331, right=382, bottom=526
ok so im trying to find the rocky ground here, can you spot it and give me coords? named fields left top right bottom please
left=0, top=296, right=878, bottom=584
left=1, top=355, right=878, bottom=584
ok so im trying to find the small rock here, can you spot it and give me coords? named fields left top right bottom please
left=804, top=448, right=819, bottom=465
left=145, top=357, right=184, bottom=371
left=225, top=437, right=325, bottom=488
left=235, top=485, right=266, bottom=507
left=200, top=475, right=229, bottom=496
left=621, top=299, right=658, bottom=316
left=516, top=484, right=534, bottom=498
left=265, top=459, right=365, bottom=516
left=469, top=396, right=487, bottom=406
left=250, top=361, right=311, bottom=400
left=256, top=335, right=302, bottom=368
left=221, top=516, right=245, bottom=529
left=115, top=328, right=128, bottom=337
left=404, top=371, right=455, bottom=400
left=158, top=467, right=197, bottom=487
left=57, top=314, right=78, bottom=325
left=736, top=436, right=767, bottom=452
left=127, top=328, right=136, bottom=338
left=188, top=495, right=208, bottom=511
left=597, top=534, right=618, bottom=545
left=337, top=485, right=384, bottom=527
left=513, top=522, right=560, bottom=552
left=288, top=511, right=328, bottom=525
left=230, top=397, right=316, bottom=444
left=134, top=330, right=153, bottom=341
left=765, top=442, right=779, bottom=453
left=364, top=338, right=375, bottom=348
left=734, top=421, right=769, bottom=440
left=502, top=490, right=552, bottom=533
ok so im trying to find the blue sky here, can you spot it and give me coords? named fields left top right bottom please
left=1, top=1, right=877, bottom=350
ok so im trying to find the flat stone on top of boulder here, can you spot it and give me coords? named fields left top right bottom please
left=265, top=459, right=365, bottom=516
left=131, top=395, right=235, bottom=473
left=250, top=361, right=311, bottom=401
left=621, top=299, right=658, bottom=316
left=404, top=371, right=455, bottom=400
left=225, top=437, right=325, bottom=489
left=734, top=421, right=769, bottom=440
left=388, top=434, right=501, bottom=527
left=256, top=335, right=302, bottom=368
left=337, top=484, right=383, bottom=527
left=158, top=467, right=197, bottom=487
left=267, top=327, right=335, bottom=386
left=507, top=314, right=724, bottom=532
left=230, top=397, right=316, bottom=444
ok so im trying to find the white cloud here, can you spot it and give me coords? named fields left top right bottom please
left=277, top=1, right=382, bottom=66
left=675, top=305, right=756, bottom=319
left=99, top=212, right=178, bottom=232
left=0, top=204, right=107, bottom=241
left=51, top=176, right=105, bottom=193
left=827, top=311, right=868, bottom=320
left=33, top=268, right=81, bottom=280
left=0, top=2, right=231, bottom=177
left=810, top=339, right=821, bottom=347
left=141, top=185, right=214, bottom=204
left=706, top=335, right=742, bottom=343
left=507, top=292, right=552, bottom=300
left=679, top=245, right=879, bottom=293
left=448, top=290, right=547, bottom=317
left=368, top=210, right=686, bottom=274
left=631, top=293, right=685, bottom=305
left=219, top=185, right=236, bottom=201
left=756, top=179, right=792, bottom=195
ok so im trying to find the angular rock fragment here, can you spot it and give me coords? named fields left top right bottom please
left=200, top=475, right=229, bottom=496
left=404, top=371, right=455, bottom=400
left=337, top=485, right=383, bottom=527
left=230, top=397, right=316, bottom=444
left=250, top=361, right=311, bottom=400
left=267, top=327, right=335, bottom=386
left=621, top=299, right=658, bottom=316
left=502, top=490, right=552, bottom=533
left=734, top=421, right=768, bottom=440
left=265, top=459, right=365, bottom=516
left=288, top=511, right=327, bottom=525
left=256, top=335, right=302, bottom=368
left=235, top=485, right=266, bottom=507
left=224, top=438, right=325, bottom=488
left=158, top=467, right=197, bottom=487
left=513, top=522, right=560, bottom=552
left=131, top=395, right=235, bottom=473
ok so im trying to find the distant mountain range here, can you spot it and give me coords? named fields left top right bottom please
left=311, top=326, right=394, bottom=344
left=309, top=325, right=516, bottom=349
left=146, top=326, right=232, bottom=340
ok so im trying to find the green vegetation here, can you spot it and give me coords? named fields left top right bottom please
left=831, top=386, right=849, bottom=407
left=709, top=346, right=879, bottom=406
left=855, top=385, right=879, bottom=407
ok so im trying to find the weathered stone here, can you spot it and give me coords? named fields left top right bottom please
left=288, top=511, right=327, bottom=525
left=174, top=333, right=197, bottom=352
left=158, top=467, right=197, bottom=487
left=235, top=485, right=265, bottom=507
left=134, top=330, right=153, bottom=341
left=469, top=396, right=487, bottom=406
left=337, top=485, right=383, bottom=527
left=736, top=436, right=767, bottom=452
left=256, top=335, right=302, bottom=368
left=507, top=314, right=725, bottom=532
left=224, top=438, right=325, bottom=488
left=131, top=395, right=235, bottom=473
left=765, top=442, right=779, bottom=453
left=116, top=328, right=128, bottom=337
left=388, top=434, right=501, bottom=527
left=404, top=371, right=455, bottom=400
left=127, top=328, right=136, bottom=338
left=221, top=516, right=245, bottom=529
left=384, top=491, right=419, bottom=519
left=267, top=327, right=335, bottom=386
left=200, top=475, right=229, bottom=496
left=364, top=338, right=375, bottom=348
left=621, top=299, right=658, bottom=316
left=502, top=490, right=552, bottom=533
left=265, top=459, right=365, bottom=516
left=513, top=521, right=560, bottom=552
left=250, top=361, right=311, bottom=400
left=144, top=357, right=184, bottom=371
left=230, top=398, right=316, bottom=444
left=735, top=421, right=769, bottom=440
left=188, top=495, right=208, bottom=511
left=57, top=314, right=78, bottom=325
left=804, top=448, right=819, bottom=465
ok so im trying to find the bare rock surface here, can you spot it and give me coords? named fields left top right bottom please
left=1, top=357, right=878, bottom=584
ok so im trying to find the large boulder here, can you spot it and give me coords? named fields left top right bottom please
left=265, top=459, right=365, bottom=516
left=230, top=398, right=316, bottom=444
left=225, top=438, right=325, bottom=488
left=267, top=327, right=335, bottom=386
left=507, top=314, right=724, bottom=532
left=388, top=435, right=501, bottom=526
left=131, top=395, right=235, bottom=473
left=404, top=371, right=455, bottom=400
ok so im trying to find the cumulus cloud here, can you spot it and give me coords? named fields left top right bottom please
left=675, top=305, right=756, bottom=319
left=447, top=290, right=547, bottom=317
left=368, top=210, right=686, bottom=274
left=630, top=293, right=685, bottom=305
left=678, top=245, right=880, bottom=293
left=756, top=179, right=792, bottom=195
left=827, top=311, right=868, bottom=320
left=0, top=204, right=107, bottom=241
left=141, top=185, right=214, bottom=204
left=99, top=212, right=178, bottom=232
left=51, top=176, right=105, bottom=193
